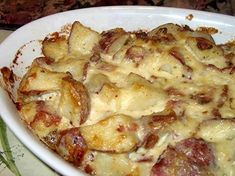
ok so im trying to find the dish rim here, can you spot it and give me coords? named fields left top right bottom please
left=0, top=6, right=234, bottom=176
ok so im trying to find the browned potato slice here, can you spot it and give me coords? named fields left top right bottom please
left=185, top=37, right=227, bottom=68
left=18, top=66, right=66, bottom=95
left=42, top=37, right=68, bottom=62
left=59, top=76, right=90, bottom=126
left=68, top=21, right=101, bottom=56
left=80, top=114, right=139, bottom=153
left=148, top=23, right=182, bottom=43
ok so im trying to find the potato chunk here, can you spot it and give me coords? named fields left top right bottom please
left=185, top=37, right=227, bottom=68
left=20, top=101, right=62, bottom=138
left=99, top=28, right=129, bottom=54
left=42, top=37, right=68, bottom=62
left=59, top=76, right=90, bottom=126
left=120, top=76, right=167, bottom=112
left=80, top=115, right=139, bottom=153
left=196, top=119, right=235, bottom=142
left=50, top=57, right=88, bottom=81
left=68, top=21, right=101, bottom=56
left=18, top=66, right=66, bottom=95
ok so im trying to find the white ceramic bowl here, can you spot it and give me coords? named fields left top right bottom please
left=0, top=6, right=235, bottom=176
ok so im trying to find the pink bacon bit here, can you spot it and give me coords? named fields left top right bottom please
left=191, top=92, right=213, bottom=105
left=143, top=133, right=159, bottom=149
left=153, top=33, right=176, bottom=43
left=166, top=87, right=185, bottom=97
left=150, top=110, right=177, bottom=126
left=134, top=31, right=148, bottom=40
left=0, top=67, right=17, bottom=84
left=211, top=108, right=222, bottom=119
left=84, top=164, right=94, bottom=175
left=44, top=32, right=60, bottom=42
left=82, top=62, right=90, bottom=81
left=230, top=67, right=235, bottom=74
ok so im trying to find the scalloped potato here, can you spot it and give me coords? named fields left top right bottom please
left=12, top=22, right=235, bottom=176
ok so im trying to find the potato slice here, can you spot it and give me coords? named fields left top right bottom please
left=80, top=114, right=139, bottom=153
left=42, top=37, right=68, bottom=62
left=185, top=37, right=227, bottom=68
left=99, top=28, right=129, bottom=55
left=59, top=76, right=90, bottom=126
left=148, top=23, right=181, bottom=42
left=20, top=101, right=38, bottom=123
left=50, top=57, right=88, bottom=81
left=98, top=83, right=119, bottom=104
left=196, top=119, right=235, bottom=142
left=18, top=66, right=66, bottom=95
left=68, top=21, right=101, bottom=56
left=120, top=81, right=167, bottom=112
left=20, top=101, right=61, bottom=138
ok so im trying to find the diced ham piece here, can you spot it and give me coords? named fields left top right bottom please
left=151, top=138, right=214, bottom=176
left=175, top=138, right=214, bottom=167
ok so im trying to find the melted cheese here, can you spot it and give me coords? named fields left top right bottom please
left=16, top=22, right=235, bottom=176
left=87, top=152, right=151, bottom=176
left=214, top=140, right=235, bottom=176
left=196, top=120, right=235, bottom=142
left=81, top=114, right=138, bottom=153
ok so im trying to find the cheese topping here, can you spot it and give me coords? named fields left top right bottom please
left=12, top=22, right=235, bottom=175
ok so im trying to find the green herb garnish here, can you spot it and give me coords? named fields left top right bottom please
left=0, top=117, right=21, bottom=176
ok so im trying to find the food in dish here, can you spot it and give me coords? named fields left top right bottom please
left=2, top=21, right=235, bottom=175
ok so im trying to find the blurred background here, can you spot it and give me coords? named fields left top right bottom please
left=0, top=0, right=234, bottom=29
